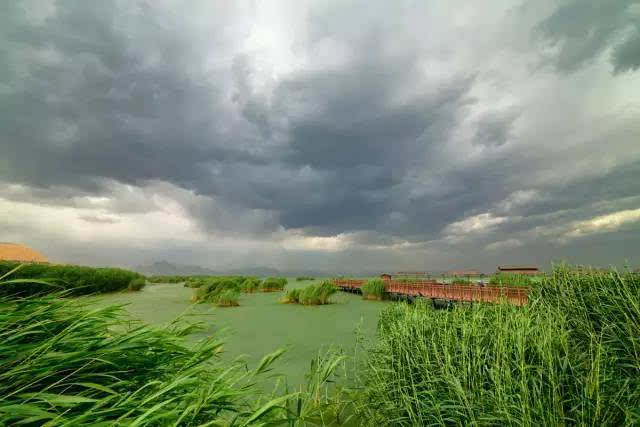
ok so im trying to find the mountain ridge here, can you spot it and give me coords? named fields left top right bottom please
left=135, top=260, right=332, bottom=278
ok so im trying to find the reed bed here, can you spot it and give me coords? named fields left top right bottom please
left=240, top=278, right=261, bottom=293
left=281, top=282, right=337, bottom=305
left=192, top=278, right=241, bottom=306
left=352, top=265, right=640, bottom=425
left=216, top=289, right=241, bottom=307
left=0, top=261, right=143, bottom=296
left=361, top=279, right=387, bottom=300
left=0, top=270, right=348, bottom=425
left=127, top=277, right=146, bottom=291
left=146, top=275, right=186, bottom=283
left=489, top=272, right=534, bottom=287
left=260, top=277, right=287, bottom=292
left=0, top=295, right=275, bottom=424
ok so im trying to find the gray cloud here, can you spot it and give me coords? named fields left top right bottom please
left=535, top=0, right=639, bottom=73
left=613, top=31, right=640, bottom=73
left=1, top=0, right=639, bottom=271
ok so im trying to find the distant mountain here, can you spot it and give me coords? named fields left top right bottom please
left=135, top=260, right=327, bottom=278
left=135, top=260, right=218, bottom=276
left=134, top=259, right=397, bottom=278
left=222, top=266, right=283, bottom=277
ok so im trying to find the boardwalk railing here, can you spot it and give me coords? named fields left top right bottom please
left=332, top=279, right=529, bottom=306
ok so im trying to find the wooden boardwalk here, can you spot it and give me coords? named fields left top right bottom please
left=332, top=279, right=529, bottom=306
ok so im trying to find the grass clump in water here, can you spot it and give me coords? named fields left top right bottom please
left=282, top=288, right=300, bottom=303
left=216, top=289, right=240, bottom=307
left=296, top=276, right=315, bottom=281
left=361, top=279, right=387, bottom=300
left=240, top=277, right=261, bottom=293
left=260, top=277, right=287, bottom=292
left=352, top=264, right=640, bottom=425
left=193, top=278, right=241, bottom=306
left=128, top=277, right=146, bottom=291
left=281, top=281, right=337, bottom=305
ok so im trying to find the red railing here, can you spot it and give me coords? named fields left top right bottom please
left=332, top=279, right=529, bottom=306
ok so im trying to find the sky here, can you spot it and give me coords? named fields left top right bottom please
left=1, top=0, right=640, bottom=274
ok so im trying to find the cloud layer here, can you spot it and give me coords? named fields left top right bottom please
left=1, top=0, right=639, bottom=272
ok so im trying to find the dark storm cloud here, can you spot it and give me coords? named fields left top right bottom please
left=1, top=0, right=640, bottom=271
left=536, top=0, right=640, bottom=73
left=613, top=31, right=640, bottom=72
left=272, top=67, right=474, bottom=234
left=474, top=110, right=519, bottom=148
left=1, top=1, right=267, bottom=192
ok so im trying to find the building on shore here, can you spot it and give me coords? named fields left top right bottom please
left=497, top=266, right=541, bottom=275
left=0, top=243, right=49, bottom=263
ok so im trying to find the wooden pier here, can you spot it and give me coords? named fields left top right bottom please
left=332, top=278, right=529, bottom=306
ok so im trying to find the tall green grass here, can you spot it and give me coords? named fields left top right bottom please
left=361, top=279, right=387, bottom=300
left=450, top=277, right=471, bottom=285
left=0, top=297, right=274, bottom=423
left=489, top=272, right=534, bottom=287
left=261, top=277, right=287, bottom=292
left=193, top=278, right=241, bottom=306
left=146, top=275, right=187, bottom=283
left=0, top=261, right=143, bottom=296
left=281, top=282, right=337, bottom=305
left=0, top=269, right=348, bottom=425
left=127, top=277, right=146, bottom=291
left=352, top=265, right=640, bottom=425
left=216, top=289, right=241, bottom=307
left=240, top=277, right=261, bottom=293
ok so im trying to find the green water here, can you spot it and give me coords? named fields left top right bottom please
left=95, top=280, right=384, bottom=387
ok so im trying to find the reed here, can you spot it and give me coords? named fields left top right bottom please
left=0, top=286, right=275, bottom=423
left=0, top=267, right=352, bottom=425
left=216, top=289, right=240, bottom=307
left=261, top=277, right=287, bottom=292
left=361, top=279, right=387, bottom=300
left=240, top=277, right=261, bottom=293
left=127, top=277, right=146, bottom=291
left=282, top=282, right=337, bottom=305
left=0, top=261, right=143, bottom=296
left=352, top=265, right=640, bottom=425
left=489, top=272, right=533, bottom=287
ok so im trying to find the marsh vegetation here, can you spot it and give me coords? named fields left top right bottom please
left=350, top=265, right=640, bottom=425
left=361, top=278, right=387, bottom=300
left=281, top=281, right=338, bottom=305
left=3, top=263, right=638, bottom=425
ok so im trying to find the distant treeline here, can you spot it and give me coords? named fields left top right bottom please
left=186, top=276, right=287, bottom=292
left=0, top=261, right=144, bottom=296
left=147, top=275, right=188, bottom=283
